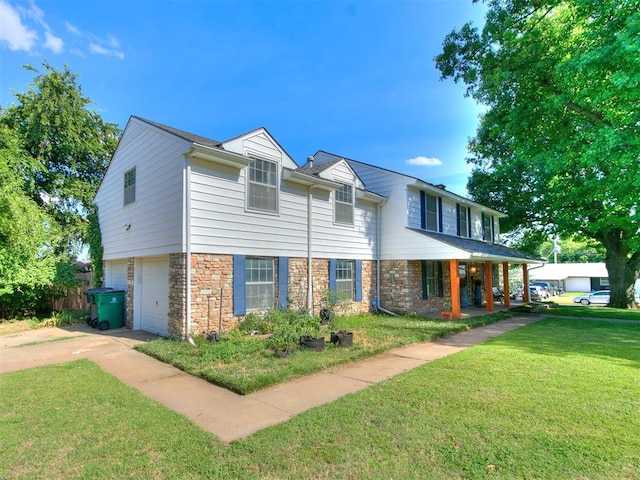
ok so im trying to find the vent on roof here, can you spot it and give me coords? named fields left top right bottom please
left=435, top=184, right=446, bottom=190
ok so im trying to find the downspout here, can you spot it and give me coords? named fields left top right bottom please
left=373, top=201, right=397, bottom=316
left=307, top=185, right=314, bottom=314
left=185, top=156, right=195, bottom=346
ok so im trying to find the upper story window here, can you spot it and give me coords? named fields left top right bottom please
left=425, top=193, right=438, bottom=231
left=336, top=260, right=354, bottom=301
left=334, top=183, right=354, bottom=225
left=247, top=158, right=278, bottom=213
left=458, top=205, right=470, bottom=238
left=124, top=167, right=136, bottom=206
left=483, top=214, right=494, bottom=242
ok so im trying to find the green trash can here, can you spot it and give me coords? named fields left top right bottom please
left=93, top=290, right=125, bottom=331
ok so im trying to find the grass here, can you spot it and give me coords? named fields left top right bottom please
left=135, top=311, right=512, bottom=394
left=2, top=316, right=639, bottom=479
left=9, top=334, right=87, bottom=348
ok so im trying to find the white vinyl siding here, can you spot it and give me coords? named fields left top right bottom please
left=336, top=260, right=353, bottom=300
left=246, top=257, right=274, bottom=311
left=334, top=184, right=354, bottom=225
left=247, top=158, right=278, bottom=213
left=95, top=119, right=185, bottom=260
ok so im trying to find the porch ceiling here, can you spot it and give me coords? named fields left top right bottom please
left=407, top=228, right=545, bottom=264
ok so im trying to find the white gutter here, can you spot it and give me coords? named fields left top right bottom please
left=184, top=157, right=195, bottom=346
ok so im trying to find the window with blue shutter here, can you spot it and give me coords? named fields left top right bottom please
left=355, top=260, right=362, bottom=301
left=420, top=191, right=426, bottom=230
left=233, top=255, right=246, bottom=315
left=278, top=257, right=289, bottom=309
left=329, top=258, right=337, bottom=291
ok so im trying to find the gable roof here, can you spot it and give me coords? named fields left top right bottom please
left=132, top=116, right=223, bottom=149
left=408, top=228, right=544, bottom=263
left=313, top=150, right=505, bottom=217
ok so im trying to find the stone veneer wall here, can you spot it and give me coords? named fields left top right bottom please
left=173, top=254, right=376, bottom=336
left=187, top=254, right=234, bottom=336
left=379, top=259, right=451, bottom=315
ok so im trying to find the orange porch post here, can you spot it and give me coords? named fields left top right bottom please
left=449, top=259, right=461, bottom=319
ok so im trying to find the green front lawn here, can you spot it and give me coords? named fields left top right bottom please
left=2, top=316, right=639, bottom=479
left=135, top=311, right=512, bottom=394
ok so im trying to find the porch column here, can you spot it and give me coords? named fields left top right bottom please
left=502, top=262, right=511, bottom=308
left=449, top=259, right=461, bottom=319
left=484, top=261, right=494, bottom=312
left=522, top=264, right=530, bottom=302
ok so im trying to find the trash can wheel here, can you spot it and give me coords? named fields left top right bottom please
left=90, top=319, right=98, bottom=328
left=98, top=320, right=109, bottom=331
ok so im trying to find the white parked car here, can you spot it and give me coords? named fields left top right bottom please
left=573, top=290, right=610, bottom=306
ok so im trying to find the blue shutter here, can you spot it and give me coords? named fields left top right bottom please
left=420, top=191, right=426, bottom=230
left=354, top=260, right=362, bottom=301
left=438, top=261, right=444, bottom=297
left=438, top=197, right=443, bottom=232
left=456, top=205, right=461, bottom=236
left=278, top=256, right=289, bottom=309
left=233, top=255, right=246, bottom=315
left=421, top=260, right=428, bottom=299
left=329, top=258, right=337, bottom=291
left=481, top=213, right=486, bottom=241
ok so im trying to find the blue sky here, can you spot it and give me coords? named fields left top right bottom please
left=0, top=0, right=486, bottom=196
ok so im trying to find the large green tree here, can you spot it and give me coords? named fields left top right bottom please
left=0, top=63, right=120, bottom=255
left=436, top=0, right=640, bottom=307
left=0, top=64, right=119, bottom=315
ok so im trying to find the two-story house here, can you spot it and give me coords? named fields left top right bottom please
left=95, top=116, right=540, bottom=338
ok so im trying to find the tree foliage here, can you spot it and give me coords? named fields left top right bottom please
left=0, top=63, right=119, bottom=316
left=436, top=0, right=640, bottom=307
left=0, top=62, right=119, bottom=255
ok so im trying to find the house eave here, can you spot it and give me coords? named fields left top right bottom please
left=186, top=143, right=252, bottom=169
left=281, top=168, right=339, bottom=191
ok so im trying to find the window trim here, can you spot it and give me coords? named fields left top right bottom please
left=335, top=260, right=354, bottom=301
left=334, top=183, right=354, bottom=225
left=458, top=204, right=470, bottom=238
left=124, top=167, right=136, bottom=206
left=245, top=257, right=275, bottom=312
left=425, top=193, right=438, bottom=232
left=246, top=157, right=279, bottom=214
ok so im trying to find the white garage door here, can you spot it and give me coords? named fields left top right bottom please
left=140, top=257, right=169, bottom=336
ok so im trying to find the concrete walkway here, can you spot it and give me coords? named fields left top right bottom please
left=1, top=315, right=541, bottom=443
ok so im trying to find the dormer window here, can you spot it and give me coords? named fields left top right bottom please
left=334, top=183, right=354, bottom=225
left=247, top=157, right=278, bottom=213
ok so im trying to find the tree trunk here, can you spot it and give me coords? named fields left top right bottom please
left=599, top=231, right=637, bottom=308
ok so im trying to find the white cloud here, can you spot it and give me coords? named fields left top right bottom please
left=0, top=0, right=37, bottom=51
left=65, top=21, right=80, bottom=35
left=44, top=31, right=63, bottom=53
left=405, top=156, right=443, bottom=167
left=89, top=41, right=124, bottom=59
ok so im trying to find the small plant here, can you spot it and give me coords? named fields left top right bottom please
left=265, top=326, right=299, bottom=355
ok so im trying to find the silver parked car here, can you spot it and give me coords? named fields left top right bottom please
left=573, top=290, right=610, bottom=306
